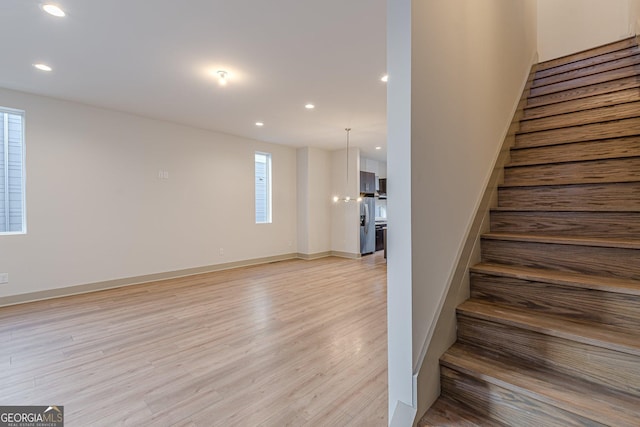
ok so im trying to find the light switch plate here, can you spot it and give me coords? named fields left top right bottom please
left=0, top=273, right=8, bottom=284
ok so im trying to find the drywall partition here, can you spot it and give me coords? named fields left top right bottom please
left=633, top=0, right=640, bottom=34
left=387, top=0, right=414, bottom=423
left=330, top=147, right=361, bottom=258
left=386, top=0, right=538, bottom=423
left=538, top=0, right=638, bottom=62
left=297, top=147, right=332, bottom=258
left=0, top=87, right=297, bottom=302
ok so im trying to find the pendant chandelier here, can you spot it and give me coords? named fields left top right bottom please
left=333, top=128, right=362, bottom=203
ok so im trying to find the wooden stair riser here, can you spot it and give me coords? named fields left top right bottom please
left=527, top=76, right=640, bottom=108
left=498, top=182, right=640, bottom=211
left=440, top=366, right=604, bottom=427
left=457, top=316, right=640, bottom=397
left=490, top=211, right=640, bottom=239
left=508, top=136, right=640, bottom=166
left=515, top=117, right=640, bottom=148
left=519, top=101, right=640, bottom=133
left=470, top=272, right=640, bottom=332
left=532, top=53, right=640, bottom=89
left=523, top=88, right=640, bottom=120
left=503, top=157, right=640, bottom=186
left=481, top=238, right=640, bottom=280
left=529, top=65, right=640, bottom=98
left=536, top=44, right=640, bottom=80
left=537, top=37, right=638, bottom=73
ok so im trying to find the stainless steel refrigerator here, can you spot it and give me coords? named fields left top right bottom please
left=360, top=197, right=376, bottom=255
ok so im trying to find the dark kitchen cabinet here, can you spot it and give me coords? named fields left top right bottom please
left=378, top=178, right=387, bottom=197
left=360, top=171, right=376, bottom=194
left=375, top=226, right=385, bottom=251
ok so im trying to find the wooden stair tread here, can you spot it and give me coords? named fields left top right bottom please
left=419, top=396, right=506, bottom=427
left=470, top=263, right=640, bottom=296
left=529, top=65, right=640, bottom=98
left=498, top=182, right=640, bottom=212
left=503, top=156, right=640, bottom=186
left=514, top=117, right=640, bottom=149
left=441, top=342, right=640, bottom=427
left=527, top=75, right=640, bottom=108
left=535, top=44, right=640, bottom=80
left=523, top=87, right=640, bottom=120
left=508, top=136, right=640, bottom=166
left=457, top=300, right=640, bottom=357
left=518, top=100, right=640, bottom=133
left=537, top=36, right=638, bottom=71
left=532, top=52, right=640, bottom=89
left=482, top=232, right=640, bottom=249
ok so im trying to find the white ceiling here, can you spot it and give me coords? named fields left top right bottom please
left=0, top=0, right=388, bottom=161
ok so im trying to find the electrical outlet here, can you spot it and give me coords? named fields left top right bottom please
left=0, top=273, right=8, bottom=284
left=219, top=248, right=224, bottom=256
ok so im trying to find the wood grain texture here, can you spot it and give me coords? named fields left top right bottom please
left=537, top=37, right=638, bottom=72
left=481, top=236, right=640, bottom=280
left=527, top=76, right=640, bottom=108
left=439, top=367, right=605, bottom=427
left=498, top=182, right=640, bottom=211
left=470, top=271, right=640, bottom=331
left=418, top=396, right=506, bottom=427
left=457, top=316, right=640, bottom=396
left=515, top=117, right=640, bottom=148
left=519, top=100, right=640, bottom=133
left=536, top=44, right=640, bottom=80
left=442, top=344, right=640, bottom=427
left=530, top=65, right=640, bottom=98
left=0, top=254, right=388, bottom=427
left=503, top=157, right=640, bottom=186
left=532, top=53, right=640, bottom=89
left=523, top=87, right=640, bottom=120
left=508, top=136, right=640, bottom=166
left=489, top=210, right=640, bottom=238
left=423, top=37, right=640, bottom=427
left=457, top=301, right=640, bottom=358
left=471, top=263, right=640, bottom=296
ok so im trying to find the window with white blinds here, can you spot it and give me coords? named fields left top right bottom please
left=255, top=152, right=272, bottom=224
left=0, top=107, right=26, bottom=234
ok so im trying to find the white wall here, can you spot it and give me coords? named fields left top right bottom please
left=330, top=148, right=360, bottom=256
left=387, top=0, right=537, bottom=421
left=297, top=147, right=332, bottom=256
left=632, top=0, right=640, bottom=34
left=0, top=87, right=297, bottom=298
left=538, top=0, right=638, bottom=62
left=387, top=0, right=414, bottom=420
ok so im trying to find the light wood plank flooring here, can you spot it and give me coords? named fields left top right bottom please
left=0, top=254, right=387, bottom=426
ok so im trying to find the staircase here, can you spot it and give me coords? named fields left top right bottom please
left=419, top=37, right=640, bottom=426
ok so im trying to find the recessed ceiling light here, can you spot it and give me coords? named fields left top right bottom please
left=305, top=103, right=315, bottom=109
left=34, top=63, right=52, bottom=71
left=42, top=4, right=66, bottom=17
left=255, top=122, right=264, bottom=127
left=216, top=70, right=228, bottom=86
left=381, top=75, right=389, bottom=83
left=375, top=146, right=382, bottom=150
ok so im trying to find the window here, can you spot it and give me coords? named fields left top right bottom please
left=0, top=107, right=25, bottom=234
left=255, top=152, right=272, bottom=224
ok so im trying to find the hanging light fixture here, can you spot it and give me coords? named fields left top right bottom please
left=333, top=128, right=362, bottom=203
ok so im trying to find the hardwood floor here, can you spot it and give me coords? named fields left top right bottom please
left=0, top=253, right=388, bottom=426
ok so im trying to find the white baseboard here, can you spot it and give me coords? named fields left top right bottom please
left=0, top=253, right=299, bottom=308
